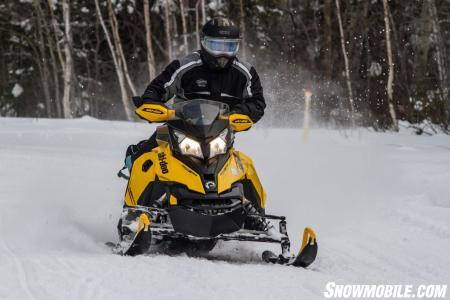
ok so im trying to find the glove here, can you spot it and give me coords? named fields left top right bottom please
left=132, top=96, right=143, bottom=108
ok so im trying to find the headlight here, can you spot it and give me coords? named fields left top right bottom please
left=174, top=130, right=203, bottom=159
left=209, top=128, right=228, bottom=158
left=179, top=137, right=203, bottom=159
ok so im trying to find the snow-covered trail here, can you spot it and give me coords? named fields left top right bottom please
left=0, top=117, right=449, bottom=299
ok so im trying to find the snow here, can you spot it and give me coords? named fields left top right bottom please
left=208, top=0, right=224, bottom=11
left=11, top=83, right=23, bottom=98
left=256, top=5, right=266, bottom=13
left=0, top=117, right=449, bottom=299
left=369, top=61, right=382, bottom=77
left=126, top=5, right=134, bottom=14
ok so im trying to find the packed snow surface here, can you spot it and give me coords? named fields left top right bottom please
left=0, top=117, right=449, bottom=299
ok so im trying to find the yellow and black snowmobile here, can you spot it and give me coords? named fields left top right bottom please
left=114, top=99, right=317, bottom=268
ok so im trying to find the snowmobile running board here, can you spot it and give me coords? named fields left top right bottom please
left=111, top=206, right=317, bottom=268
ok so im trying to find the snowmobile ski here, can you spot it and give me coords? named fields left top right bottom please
left=262, top=227, right=317, bottom=268
left=112, top=212, right=152, bottom=256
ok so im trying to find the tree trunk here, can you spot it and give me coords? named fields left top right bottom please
left=42, top=0, right=61, bottom=118
left=179, top=0, right=189, bottom=55
left=324, top=0, right=333, bottom=78
left=415, top=1, right=432, bottom=91
left=335, top=0, right=355, bottom=127
left=94, top=0, right=133, bottom=121
left=200, top=0, right=206, bottom=25
left=195, top=0, right=200, bottom=49
left=47, top=0, right=65, bottom=118
left=144, top=0, right=156, bottom=79
left=92, top=14, right=101, bottom=118
left=107, top=0, right=136, bottom=96
left=427, top=0, right=448, bottom=117
left=61, top=0, right=73, bottom=118
left=238, top=0, right=247, bottom=60
left=388, top=8, right=411, bottom=102
left=172, top=9, right=178, bottom=40
left=47, top=32, right=62, bottom=118
left=382, top=0, right=399, bottom=131
left=164, top=1, right=173, bottom=62
left=33, top=0, right=52, bottom=118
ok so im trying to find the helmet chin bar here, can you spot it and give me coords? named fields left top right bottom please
left=216, top=57, right=230, bottom=68
left=201, top=47, right=234, bottom=70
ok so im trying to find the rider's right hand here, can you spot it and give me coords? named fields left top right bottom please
left=132, top=96, right=143, bottom=108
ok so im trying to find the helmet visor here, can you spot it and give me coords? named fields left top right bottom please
left=202, top=37, right=240, bottom=57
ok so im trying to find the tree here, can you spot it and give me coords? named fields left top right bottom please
left=179, top=0, right=189, bottom=56
left=164, top=1, right=173, bottom=62
left=335, top=0, right=355, bottom=126
left=195, top=0, right=201, bottom=49
left=144, top=0, right=156, bottom=80
left=427, top=0, right=449, bottom=124
left=33, top=0, right=52, bottom=117
left=238, top=0, right=247, bottom=61
left=61, top=0, right=74, bottom=118
left=1, top=0, right=449, bottom=131
left=382, top=0, right=399, bottom=131
left=94, top=0, right=133, bottom=120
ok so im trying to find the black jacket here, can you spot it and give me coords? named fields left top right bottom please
left=141, top=51, right=266, bottom=123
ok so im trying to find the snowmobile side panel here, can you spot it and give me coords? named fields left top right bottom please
left=216, top=152, right=246, bottom=194
left=216, top=150, right=266, bottom=208
left=126, top=144, right=206, bottom=207
left=154, top=144, right=206, bottom=194
left=125, top=152, right=157, bottom=206
left=234, top=151, right=267, bottom=208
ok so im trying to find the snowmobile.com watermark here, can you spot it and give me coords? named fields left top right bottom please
left=324, top=282, right=447, bottom=299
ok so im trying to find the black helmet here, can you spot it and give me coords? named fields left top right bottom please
left=200, top=17, right=240, bottom=70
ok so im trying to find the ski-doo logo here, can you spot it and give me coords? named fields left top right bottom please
left=142, top=107, right=164, bottom=114
left=158, top=153, right=169, bottom=174
left=232, top=119, right=251, bottom=124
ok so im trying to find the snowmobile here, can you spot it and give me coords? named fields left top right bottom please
left=114, top=98, right=317, bottom=268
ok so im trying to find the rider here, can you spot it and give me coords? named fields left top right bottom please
left=125, top=17, right=266, bottom=168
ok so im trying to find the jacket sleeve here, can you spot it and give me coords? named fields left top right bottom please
left=233, top=67, right=266, bottom=123
left=141, top=60, right=181, bottom=104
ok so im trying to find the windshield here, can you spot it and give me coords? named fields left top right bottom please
left=172, top=99, right=230, bottom=126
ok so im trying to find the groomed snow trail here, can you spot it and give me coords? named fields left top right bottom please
left=0, top=117, right=449, bottom=299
